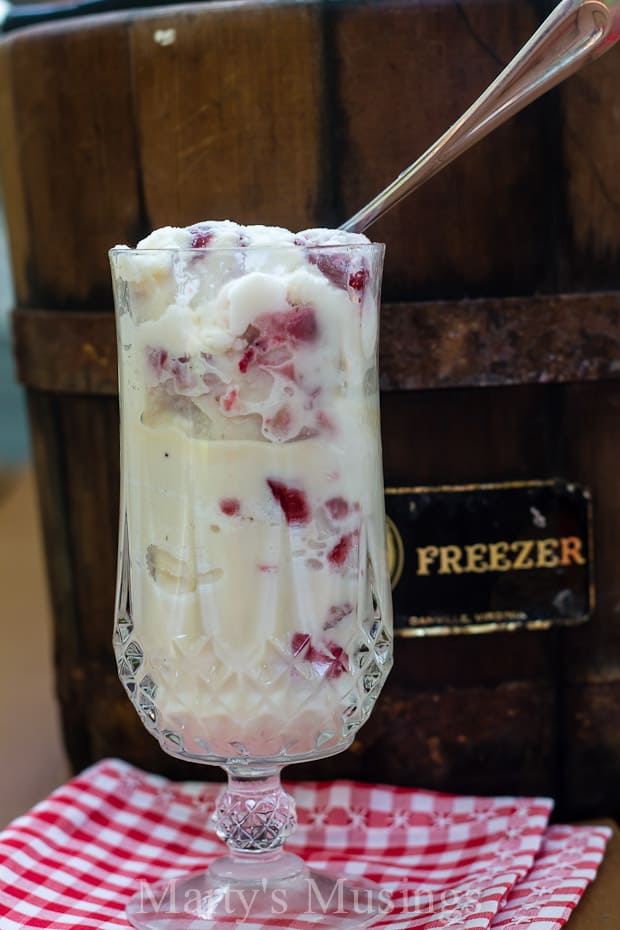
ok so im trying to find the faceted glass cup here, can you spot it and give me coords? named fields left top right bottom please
left=109, top=241, right=393, bottom=929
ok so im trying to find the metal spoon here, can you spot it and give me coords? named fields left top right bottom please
left=340, top=0, right=620, bottom=233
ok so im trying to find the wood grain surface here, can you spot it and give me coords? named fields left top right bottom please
left=130, top=2, right=323, bottom=232
left=0, top=16, right=142, bottom=307
left=12, top=292, right=620, bottom=394
left=333, top=0, right=552, bottom=302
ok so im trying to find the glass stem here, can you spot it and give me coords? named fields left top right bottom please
left=213, top=767, right=297, bottom=863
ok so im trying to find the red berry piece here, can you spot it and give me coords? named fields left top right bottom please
left=308, top=640, right=349, bottom=679
left=254, top=306, right=319, bottom=349
left=321, top=642, right=349, bottom=679
left=147, top=346, right=168, bottom=375
left=189, top=225, right=214, bottom=249
left=219, top=498, right=240, bottom=516
left=221, top=388, right=238, bottom=412
left=238, top=347, right=255, bottom=373
left=324, top=603, right=353, bottom=630
left=290, top=633, right=349, bottom=678
left=348, top=268, right=368, bottom=293
left=264, top=406, right=293, bottom=440
left=292, top=632, right=311, bottom=656
left=327, top=533, right=356, bottom=570
left=267, top=479, right=310, bottom=525
left=286, top=305, right=318, bottom=343
left=311, top=252, right=349, bottom=290
left=146, top=348, right=192, bottom=391
left=325, top=497, right=349, bottom=520
left=168, top=354, right=191, bottom=390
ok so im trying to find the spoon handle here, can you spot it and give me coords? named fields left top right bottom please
left=341, top=0, right=620, bottom=234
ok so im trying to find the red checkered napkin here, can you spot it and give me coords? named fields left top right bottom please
left=0, top=759, right=610, bottom=930
left=490, top=824, right=612, bottom=929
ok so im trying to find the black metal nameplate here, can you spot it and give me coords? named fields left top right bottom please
left=385, top=480, right=593, bottom=636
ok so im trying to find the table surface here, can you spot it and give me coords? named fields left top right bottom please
left=0, top=468, right=69, bottom=827
left=567, top=819, right=619, bottom=927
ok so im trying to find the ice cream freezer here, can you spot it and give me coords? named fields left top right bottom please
left=3, top=0, right=620, bottom=822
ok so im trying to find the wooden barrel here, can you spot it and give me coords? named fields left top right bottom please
left=3, top=0, right=620, bottom=817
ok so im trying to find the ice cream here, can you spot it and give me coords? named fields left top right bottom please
left=110, top=220, right=393, bottom=763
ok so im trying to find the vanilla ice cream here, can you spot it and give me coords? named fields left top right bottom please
left=110, top=220, right=393, bottom=763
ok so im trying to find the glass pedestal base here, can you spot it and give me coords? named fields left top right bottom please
left=127, top=857, right=385, bottom=930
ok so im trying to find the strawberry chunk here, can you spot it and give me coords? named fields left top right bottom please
left=292, top=632, right=311, bottom=656
left=221, top=388, right=238, bottom=412
left=253, top=306, right=319, bottom=349
left=310, top=641, right=349, bottom=679
left=291, top=633, right=349, bottom=678
left=147, top=347, right=192, bottom=390
left=264, top=406, right=293, bottom=440
left=238, top=347, right=255, bottom=373
left=324, top=603, right=353, bottom=630
left=285, top=305, right=318, bottom=343
left=327, top=533, right=356, bottom=569
left=267, top=479, right=310, bottom=525
left=311, top=252, right=350, bottom=289
left=147, top=347, right=168, bottom=374
left=189, top=225, right=214, bottom=249
left=219, top=498, right=240, bottom=516
left=306, top=250, right=368, bottom=297
left=348, top=268, right=368, bottom=293
left=325, top=497, right=349, bottom=520
left=328, top=534, right=352, bottom=568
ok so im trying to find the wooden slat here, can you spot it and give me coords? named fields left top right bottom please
left=379, top=292, right=620, bottom=390
left=560, top=51, right=620, bottom=291
left=1, top=16, right=143, bottom=309
left=13, top=309, right=118, bottom=394
left=379, top=383, right=563, bottom=802
left=26, top=393, right=120, bottom=767
left=59, top=396, right=120, bottom=663
left=563, top=682, right=620, bottom=816
left=129, top=1, right=323, bottom=231
left=557, top=381, right=620, bottom=815
left=0, top=39, right=29, bottom=304
left=561, top=381, right=620, bottom=682
left=331, top=0, right=552, bottom=302
left=343, top=681, right=558, bottom=796
left=13, top=291, right=620, bottom=394
left=26, top=391, right=93, bottom=771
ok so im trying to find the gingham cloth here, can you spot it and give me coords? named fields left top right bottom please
left=0, top=759, right=610, bottom=929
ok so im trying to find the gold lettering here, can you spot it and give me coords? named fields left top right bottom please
left=488, top=541, right=511, bottom=572
left=511, top=539, right=535, bottom=570
left=537, top=538, right=559, bottom=568
left=417, top=536, right=585, bottom=577
left=464, top=543, right=488, bottom=573
left=417, top=546, right=439, bottom=576
left=560, top=536, right=586, bottom=566
left=439, top=545, right=464, bottom=575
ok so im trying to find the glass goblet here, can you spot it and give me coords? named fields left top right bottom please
left=109, top=240, right=393, bottom=930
